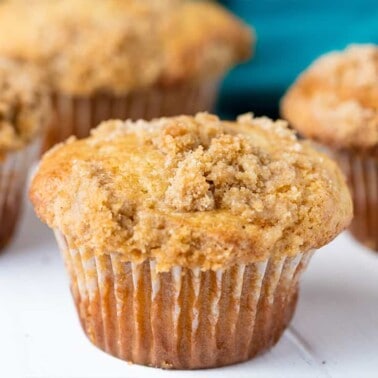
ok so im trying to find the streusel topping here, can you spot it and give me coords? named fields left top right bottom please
left=0, top=59, right=50, bottom=158
left=30, top=113, right=352, bottom=271
left=281, top=44, right=378, bottom=150
left=0, top=0, right=252, bottom=95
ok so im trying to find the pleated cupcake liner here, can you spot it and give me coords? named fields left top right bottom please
left=54, top=230, right=313, bottom=369
left=335, top=150, right=378, bottom=251
left=0, top=136, right=42, bottom=250
left=44, top=80, right=220, bottom=151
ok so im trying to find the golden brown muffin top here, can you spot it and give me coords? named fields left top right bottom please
left=0, top=0, right=252, bottom=96
left=30, top=113, right=352, bottom=271
left=281, top=44, right=378, bottom=151
left=0, top=59, right=50, bottom=158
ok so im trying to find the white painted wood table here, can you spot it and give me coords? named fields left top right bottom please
left=1, top=200, right=377, bottom=378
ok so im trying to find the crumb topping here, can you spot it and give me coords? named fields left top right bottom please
left=0, top=59, right=50, bottom=157
left=281, top=44, right=378, bottom=150
left=30, top=113, right=352, bottom=271
left=0, top=0, right=253, bottom=95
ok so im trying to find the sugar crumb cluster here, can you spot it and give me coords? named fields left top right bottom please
left=30, top=113, right=352, bottom=270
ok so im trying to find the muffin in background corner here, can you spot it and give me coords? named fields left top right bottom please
left=30, top=113, right=352, bottom=369
left=0, top=58, right=50, bottom=250
left=0, top=0, right=253, bottom=151
left=281, top=44, right=378, bottom=251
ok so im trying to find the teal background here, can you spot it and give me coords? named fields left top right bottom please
left=217, top=0, right=378, bottom=119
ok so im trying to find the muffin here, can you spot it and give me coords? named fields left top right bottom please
left=0, top=59, right=50, bottom=250
left=0, top=0, right=252, bottom=151
left=281, top=44, right=378, bottom=251
left=30, top=113, right=352, bottom=368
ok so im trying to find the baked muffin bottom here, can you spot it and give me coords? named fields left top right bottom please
left=0, top=137, right=42, bottom=251
left=55, top=230, right=313, bottom=369
left=335, top=149, right=378, bottom=251
left=44, top=80, right=219, bottom=151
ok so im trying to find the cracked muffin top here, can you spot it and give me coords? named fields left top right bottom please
left=30, top=113, right=352, bottom=271
left=0, top=0, right=253, bottom=96
left=0, top=59, right=50, bottom=159
left=281, top=44, right=378, bottom=151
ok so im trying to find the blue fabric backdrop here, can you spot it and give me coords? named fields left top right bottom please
left=217, top=0, right=378, bottom=118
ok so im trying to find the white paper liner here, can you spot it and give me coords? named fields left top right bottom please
left=45, top=80, right=220, bottom=150
left=335, top=151, right=378, bottom=251
left=54, top=230, right=313, bottom=369
left=0, top=136, right=42, bottom=249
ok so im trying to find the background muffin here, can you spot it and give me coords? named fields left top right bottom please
left=0, top=58, right=50, bottom=250
left=30, top=113, right=352, bottom=369
left=0, top=0, right=253, bottom=150
left=281, top=44, right=378, bottom=251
